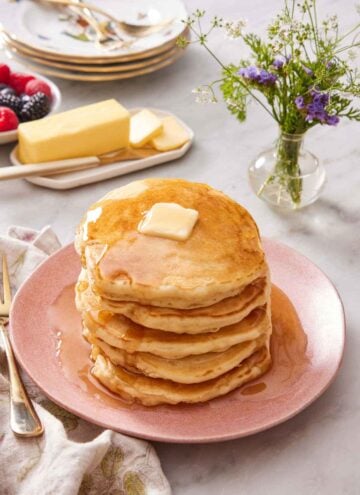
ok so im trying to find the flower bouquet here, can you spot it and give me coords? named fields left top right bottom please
left=178, top=1, right=360, bottom=209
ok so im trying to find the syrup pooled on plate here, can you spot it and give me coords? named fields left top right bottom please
left=240, top=284, right=309, bottom=399
left=48, top=283, right=135, bottom=409
left=241, top=382, right=267, bottom=396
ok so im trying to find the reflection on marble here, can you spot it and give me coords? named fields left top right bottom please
left=0, top=0, right=359, bottom=493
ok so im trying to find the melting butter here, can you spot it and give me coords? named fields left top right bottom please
left=138, top=202, right=199, bottom=241
left=83, top=206, right=102, bottom=241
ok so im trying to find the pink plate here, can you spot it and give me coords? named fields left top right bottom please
left=10, top=239, right=345, bottom=443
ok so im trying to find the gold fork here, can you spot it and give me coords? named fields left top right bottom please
left=70, top=0, right=124, bottom=46
left=0, top=254, right=43, bottom=437
left=37, top=0, right=173, bottom=38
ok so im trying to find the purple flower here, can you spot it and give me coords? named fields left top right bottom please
left=238, top=67, right=248, bottom=77
left=258, top=69, right=278, bottom=85
left=272, top=57, right=285, bottom=69
left=272, top=55, right=290, bottom=70
left=295, top=96, right=305, bottom=109
left=311, top=89, right=329, bottom=107
left=238, top=66, right=259, bottom=80
left=326, top=60, right=335, bottom=69
left=326, top=114, right=340, bottom=125
left=238, top=66, right=277, bottom=86
left=295, top=89, right=338, bottom=126
left=303, top=66, right=314, bottom=76
left=306, top=103, right=328, bottom=122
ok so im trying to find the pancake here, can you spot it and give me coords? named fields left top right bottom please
left=75, top=178, right=273, bottom=405
left=85, top=327, right=267, bottom=384
left=82, top=306, right=271, bottom=359
left=76, top=270, right=270, bottom=333
left=75, top=179, right=266, bottom=309
left=91, top=346, right=271, bottom=406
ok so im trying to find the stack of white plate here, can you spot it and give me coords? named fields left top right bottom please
left=0, top=0, right=189, bottom=81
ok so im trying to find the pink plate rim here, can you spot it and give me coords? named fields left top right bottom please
left=9, top=238, right=345, bottom=443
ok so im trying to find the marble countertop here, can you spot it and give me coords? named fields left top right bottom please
left=1, top=0, right=359, bottom=493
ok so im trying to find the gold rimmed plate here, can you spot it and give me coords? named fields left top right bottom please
left=4, top=46, right=186, bottom=81
left=0, top=27, right=189, bottom=65
left=0, top=0, right=187, bottom=61
left=2, top=34, right=188, bottom=74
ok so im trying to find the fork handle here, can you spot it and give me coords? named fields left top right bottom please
left=0, top=324, right=44, bottom=437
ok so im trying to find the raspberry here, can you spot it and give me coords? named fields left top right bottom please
left=0, top=64, right=10, bottom=84
left=20, top=92, right=51, bottom=122
left=0, top=107, right=19, bottom=131
left=9, top=72, right=35, bottom=94
left=25, top=78, right=52, bottom=100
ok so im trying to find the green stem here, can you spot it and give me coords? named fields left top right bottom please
left=334, top=42, right=360, bottom=54
left=233, top=77, right=280, bottom=122
left=275, top=133, right=303, bottom=205
left=336, top=23, right=360, bottom=44
left=307, top=2, right=319, bottom=55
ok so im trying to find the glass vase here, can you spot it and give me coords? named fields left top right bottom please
left=248, top=131, right=326, bottom=210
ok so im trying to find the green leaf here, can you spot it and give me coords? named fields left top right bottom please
left=220, top=66, right=248, bottom=122
left=63, top=31, right=90, bottom=42
left=100, top=446, right=124, bottom=479
left=123, top=472, right=146, bottom=495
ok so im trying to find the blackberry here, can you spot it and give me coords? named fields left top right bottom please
left=0, top=87, right=16, bottom=97
left=20, top=92, right=51, bottom=122
left=0, top=93, right=22, bottom=116
left=20, top=93, right=31, bottom=104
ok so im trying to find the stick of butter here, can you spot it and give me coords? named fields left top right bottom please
left=130, top=109, right=163, bottom=148
left=151, top=116, right=190, bottom=151
left=18, top=99, right=130, bottom=164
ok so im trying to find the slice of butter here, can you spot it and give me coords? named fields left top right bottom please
left=138, top=202, right=199, bottom=241
left=130, top=109, right=163, bottom=148
left=18, top=99, right=130, bottom=164
left=151, top=116, right=190, bottom=151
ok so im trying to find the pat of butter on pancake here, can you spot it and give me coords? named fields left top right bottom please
left=18, top=99, right=130, bottom=164
left=138, top=202, right=199, bottom=241
left=130, top=109, right=163, bottom=148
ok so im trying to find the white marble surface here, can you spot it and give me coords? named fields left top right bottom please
left=1, top=0, right=359, bottom=493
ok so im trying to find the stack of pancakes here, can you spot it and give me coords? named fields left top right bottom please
left=75, top=178, right=272, bottom=406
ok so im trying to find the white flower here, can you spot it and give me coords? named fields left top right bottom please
left=329, top=15, right=338, bottom=30
left=269, top=40, right=283, bottom=54
left=226, top=98, right=245, bottom=112
left=192, top=86, right=217, bottom=104
left=224, top=18, right=247, bottom=39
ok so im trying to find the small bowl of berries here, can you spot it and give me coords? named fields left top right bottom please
left=0, top=63, right=61, bottom=145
